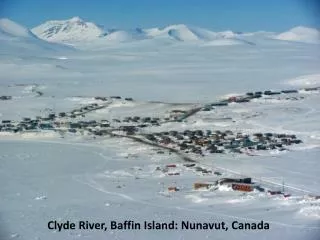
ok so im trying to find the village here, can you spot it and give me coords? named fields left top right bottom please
left=1, top=85, right=318, bottom=136
left=1, top=86, right=319, bottom=200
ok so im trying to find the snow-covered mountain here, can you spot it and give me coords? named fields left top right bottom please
left=142, top=24, right=257, bottom=46
left=274, top=26, right=320, bottom=44
left=144, top=24, right=239, bottom=41
left=31, top=18, right=255, bottom=46
left=31, top=16, right=105, bottom=43
left=3, top=17, right=319, bottom=48
left=145, top=24, right=201, bottom=41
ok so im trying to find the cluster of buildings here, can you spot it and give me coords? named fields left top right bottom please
left=0, top=117, right=112, bottom=135
left=117, top=116, right=161, bottom=127
left=0, top=88, right=307, bottom=156
left=2, top=91, right=316, bottom=199
left=144, top=130, right=302, bottom=156
left=201, top=87, right=319, bottom=112
left=94, top=96, right=133, bottom=101
left=0, top=101, right=110, bottom=134
left=193, top=177, right=259, bottom=192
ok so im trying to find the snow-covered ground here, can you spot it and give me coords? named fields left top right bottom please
left=1, top=18, right=320, bottom=240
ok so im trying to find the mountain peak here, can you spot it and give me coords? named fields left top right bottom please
left=69, top=16, right=83, bottom=22
left=31, top=17, right=104, bottom=43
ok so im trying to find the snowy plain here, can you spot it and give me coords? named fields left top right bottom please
left=0, top=18, right=320, bottom=240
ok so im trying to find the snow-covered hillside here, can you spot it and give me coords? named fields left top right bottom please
left=0, top=18, right=36, bottom=38
left=0, top=18, right=73, bottom=55
left=274, top=26, right=320, bottom=44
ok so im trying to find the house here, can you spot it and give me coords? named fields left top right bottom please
left=304, top=87, right=318, bottom=91
left=291, top=139, right=302, bottom=144
left=123, top=117, right=131, bottom=122
left=242, top=138, right=256, bottom=147
left=168, top=186, right=179, bottom=192
left=195, top=130, right=203, bottom=136
left=39, top=123, right=53, bottom=130
left=95, top=96, right=107, bottom=101
left=48, top=113, right=56, bottom=119
left=211, top=102, right=228, bottom=106
left=264, top=90, right=281, bottom=95
left=193, top=182, right=214, bottom=190
left=166, top=164, right=176, bottom=168
left=171, top=110, right=186, bottom=113
left=169, top=130, right=178, bottom=137
left=202, top=106, right=212, bottom=111
left=184, top=163, right=195, bottom=167
left=146, top=134, right=156, bottom=141
left=119, top=126, right=137, bottom=135
left=267, top=190, right=282, bottom=195
left=168, top=173, right=180, bottom=176
left=22, top=117, right=31, bottom=122
left=176, top=134, right=184, bottom=140
left=228, top=96, right=237, bottom=102
left=100, top=123, right=110, bottom=128
left=281, top=89, right=298, bottom=94
left=256, top=144, right=267, bottom=150
left=69, top=122, right=81, bottom=129
left=119, top=126, right=136, bottom=131
left=250, top=93, right=262, bottom=98
left=142, top=117, right=151, bottom=123
left=160, top=136, right=171, bottom=145
left=150, top=119, right=159, bottom=125
left=217, top=177, right=252, bottom=185
left=235, top=97, right=250, bottom=103
left=206, top=144, right=218, bottom=153
left=41, top=117, right=51, bottom=121
left=232, top=183, right=254, bottom=192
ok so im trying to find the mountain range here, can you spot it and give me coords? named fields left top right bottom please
left=0, top=17, right=319, bottom=51
left=31, top=17, right=252, bottom=44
